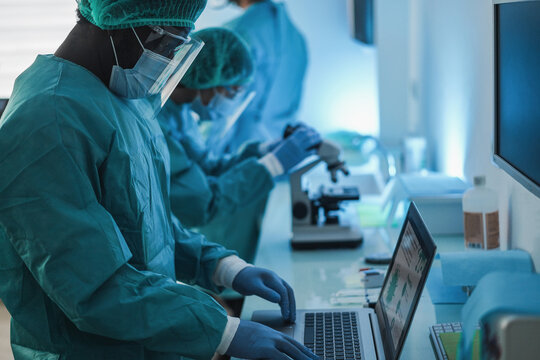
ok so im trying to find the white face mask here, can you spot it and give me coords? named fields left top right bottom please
left=190, top=93, right=219, bottom=123
left=191, top=89, right=256, bottom=155
left=109, top=49, right=172, bottom=99
left=213, top=90, right=256, bottom=138
left=192, top=89, right=254, bottom=121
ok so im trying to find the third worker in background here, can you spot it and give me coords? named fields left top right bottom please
left=212, top=0, right=308, bottom=155
left=160, top=27, right=320, bottom=267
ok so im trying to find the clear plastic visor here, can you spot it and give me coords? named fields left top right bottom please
left=138, top=26, right=205, bottom=106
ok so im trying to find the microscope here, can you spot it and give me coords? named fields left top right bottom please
left=289, top=139, right=363, bottom=249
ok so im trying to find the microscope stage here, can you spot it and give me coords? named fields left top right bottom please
left=291, top=224, right=363, bottom=250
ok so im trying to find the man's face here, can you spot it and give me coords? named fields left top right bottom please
left=198, top=86, right=242, bottom=106
left=198, top=88, right=217, bottom=106
left=169, top=87, right=198, bottom=104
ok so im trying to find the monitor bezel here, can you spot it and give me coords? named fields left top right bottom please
left=492, top=0, right=540, bottom=198
left=374, top=202, right=437, bottom=360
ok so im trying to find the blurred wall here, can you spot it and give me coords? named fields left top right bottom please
left=415, top=0, right=540, bottom=266
left=375, top=0, right=414, bottom=149
left=0, top=0, right=76, bottom=98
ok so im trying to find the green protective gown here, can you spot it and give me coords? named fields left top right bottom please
left=158, top=101, right=274, bottom=263
left=161, top=101, right=263, bottom=176
left=220, top=0, right=308, bottom=154
left=0, top=55, right=236, bottom=360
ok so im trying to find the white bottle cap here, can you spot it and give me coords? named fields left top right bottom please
left=473, top=175, right=486, bottom=186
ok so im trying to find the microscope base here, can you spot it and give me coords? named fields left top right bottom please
left=291, top=225, right=363, bottom=250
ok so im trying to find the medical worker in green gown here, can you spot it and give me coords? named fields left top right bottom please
left=0, top=1, right=319, bottom=359
left=211, top=0, right=308, bottom=155
left=159, top=27, right=320, bottom=266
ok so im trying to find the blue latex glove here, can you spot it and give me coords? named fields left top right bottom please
left=261, top=120, right=311, bottom=155
left=271, top=127, right=321, bottom=173
left=225, top=320, right=319, bottom=360
left=232, top=267, right=296, bottom=323
left=259, top=138, right=282, bottom=155
left=267, top=139, right=281, bottom=153
left=282, top=121, right=311, bottom=138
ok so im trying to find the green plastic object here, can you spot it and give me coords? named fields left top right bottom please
left=324, top=130, right=379, bottom=167
left=180, top=27, right=254, bottom=89
left=356, top=203, right=400, bottom=228
left=440, top=331, right=480, bottom=360
left=78, top=0, right=207, bottom=30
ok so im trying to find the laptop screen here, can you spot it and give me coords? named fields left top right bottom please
left=375, top=203, right=436, bottom=360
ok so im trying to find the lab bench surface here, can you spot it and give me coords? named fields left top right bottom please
left=239, top=181, right=465, bottom=360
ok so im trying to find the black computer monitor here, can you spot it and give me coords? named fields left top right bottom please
left=493, top=0, right=540, bottom=198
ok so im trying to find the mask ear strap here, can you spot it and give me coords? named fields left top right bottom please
left=131, top=26, right=145, bottom=51
left=109, top=35, right=120, bottom=66
left=109, top=27, right=144, bottom=68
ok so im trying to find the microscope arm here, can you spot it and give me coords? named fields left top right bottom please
left=290, top=139, right=349, bottom=203
left=289, top=157, right=323, bottom=225
left=318, top=140, right=349, bottom=182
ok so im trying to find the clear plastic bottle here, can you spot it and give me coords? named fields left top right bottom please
left=462, top=175, right=500, bottom=250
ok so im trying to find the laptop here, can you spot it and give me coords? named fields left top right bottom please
left=252, top=202, right=437, bottom=360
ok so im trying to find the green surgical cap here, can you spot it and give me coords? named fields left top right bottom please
left=180, top=27, right=254, bottom=89
left=77, top=0, right=207, bottom=30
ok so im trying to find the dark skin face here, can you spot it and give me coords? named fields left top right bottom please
left=169, top=87, right=199, bottom=104
left=230, top=0, right=263, bottom=9
left=169, top=86, right=242, bottom=106
left=168, top=87, right=217, bottom=106
left=54, top=21, right=190, bottom=87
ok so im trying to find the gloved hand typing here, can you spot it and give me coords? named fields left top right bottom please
left=232, top=267, right=296, bottom=323
left=225, top=320, right=319, bottom=360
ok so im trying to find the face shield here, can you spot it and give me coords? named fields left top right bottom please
left=193, top=87, right=255, bottom=152
left=210, top=87, right=256, bottom=137
left=109, top=25, right=204, bottom=109
left=194, top=87, right=254, bottom=121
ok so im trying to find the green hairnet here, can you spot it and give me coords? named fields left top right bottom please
left=180, top=27, right=254, bottom=89
left=78, top=0, right=207, bottom=30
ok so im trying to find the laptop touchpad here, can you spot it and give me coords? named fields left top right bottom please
left=251, top=310, right=295, bottom=337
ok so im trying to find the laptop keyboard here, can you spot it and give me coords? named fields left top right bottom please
left=304, top=312, right=362, bottom=360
